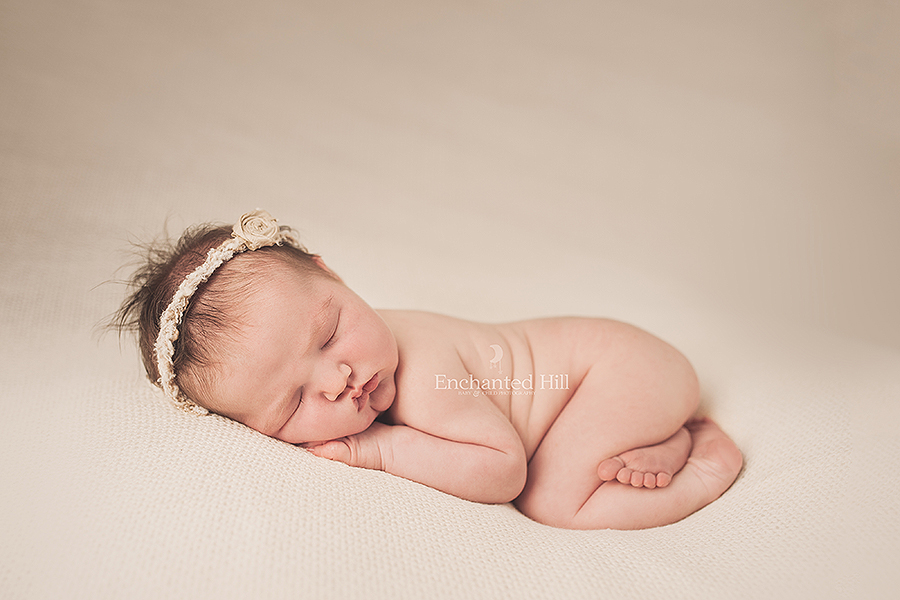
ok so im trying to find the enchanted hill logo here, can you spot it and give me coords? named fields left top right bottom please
left=489, top=344, right=503, bottom=373
left=434, top=344, right=569, bottom=397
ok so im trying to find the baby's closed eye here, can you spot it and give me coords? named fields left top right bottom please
left=321, top=314, right=340, bottom=349
left=321, top=331, right=337, bottom=349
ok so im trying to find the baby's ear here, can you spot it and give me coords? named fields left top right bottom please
left=312, top=255, right=343, bottom=282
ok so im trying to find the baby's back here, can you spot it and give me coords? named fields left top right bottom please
left=378, top=310, right=607, bottom=458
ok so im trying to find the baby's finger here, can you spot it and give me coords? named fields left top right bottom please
left=307, top=440, right=352, bottom=463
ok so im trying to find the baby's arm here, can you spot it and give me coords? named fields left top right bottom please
left=308, top=417, right=527, bottom=503
left=308, top=312, right=527, bottom=503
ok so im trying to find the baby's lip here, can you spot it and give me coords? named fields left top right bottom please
left=352, top=374, right=380, bottom=412
left=347, top=374, right=378, bottom=399
left=363, top=373, right=379, bottom=393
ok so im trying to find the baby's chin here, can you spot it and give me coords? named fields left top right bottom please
left=360, top=410, right=381, bottom=432
left=333, top=413, right=379, bottom=440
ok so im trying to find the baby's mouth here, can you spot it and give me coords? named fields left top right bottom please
left=351, top=374, right=380, bottom=412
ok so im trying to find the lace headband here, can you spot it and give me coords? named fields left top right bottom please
left=155, top=209, right=300, bottom=414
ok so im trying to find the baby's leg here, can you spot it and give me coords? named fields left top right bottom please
left=597, top=426, right=692, bottom=488
left=514, top=322, right=741, bottom=529
left=515, top=322, right=706, bottom=528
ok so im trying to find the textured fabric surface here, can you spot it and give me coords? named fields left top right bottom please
left=2, top=1, right=899, bottom=598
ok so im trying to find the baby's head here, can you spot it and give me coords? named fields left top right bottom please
left=115, top=210, right=398, bottom=443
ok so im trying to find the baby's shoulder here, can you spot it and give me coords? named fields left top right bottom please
left=375, top=310, right=509, bottom=427
left=378, top=310, right=506, bottom=373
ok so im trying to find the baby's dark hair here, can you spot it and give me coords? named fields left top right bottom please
left=112, top=221, right=325, bottom=405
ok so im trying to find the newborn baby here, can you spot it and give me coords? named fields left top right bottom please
left=116, top=210, right=742, bottom=530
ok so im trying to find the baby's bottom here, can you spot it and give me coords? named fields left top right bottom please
left=514, top=330, right=742, bottom=530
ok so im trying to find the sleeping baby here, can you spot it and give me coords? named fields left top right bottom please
left=115, top=210, right=742, bottom=530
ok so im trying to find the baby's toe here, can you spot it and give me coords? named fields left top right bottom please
left=630, top=471, right=654, bottom=488
left=627, top=470, right=646, bottom=487
left=598, top=457, right=625, bottom=481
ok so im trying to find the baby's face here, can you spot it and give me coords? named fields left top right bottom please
left=203, top=264, right=398, bottom=444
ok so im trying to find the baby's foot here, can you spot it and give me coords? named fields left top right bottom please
left=597, top=426, right=692, bottom=488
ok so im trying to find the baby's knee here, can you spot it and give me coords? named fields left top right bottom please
left=678, top=356, right=701, bottom=416
left=621, top=322, right=700, bottom=421
left=661, top=342, right=700, bottom=420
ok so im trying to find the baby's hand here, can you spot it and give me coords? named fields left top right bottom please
left=304, top=422, right=392, bottom=471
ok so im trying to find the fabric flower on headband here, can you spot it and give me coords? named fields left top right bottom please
left=233, top=209, right=282, bottom=250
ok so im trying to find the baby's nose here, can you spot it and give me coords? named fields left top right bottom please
left=322, top=364, right=352, bottom=402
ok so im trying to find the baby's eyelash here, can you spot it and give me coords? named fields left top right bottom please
left=321, top=315, right=340, bottom=349
left=321, top=326, right=338, bottom=349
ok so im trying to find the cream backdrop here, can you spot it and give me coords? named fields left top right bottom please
left=2, top=1, right=899, bottom=599
left=3, top=0, right=899, bottom=350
